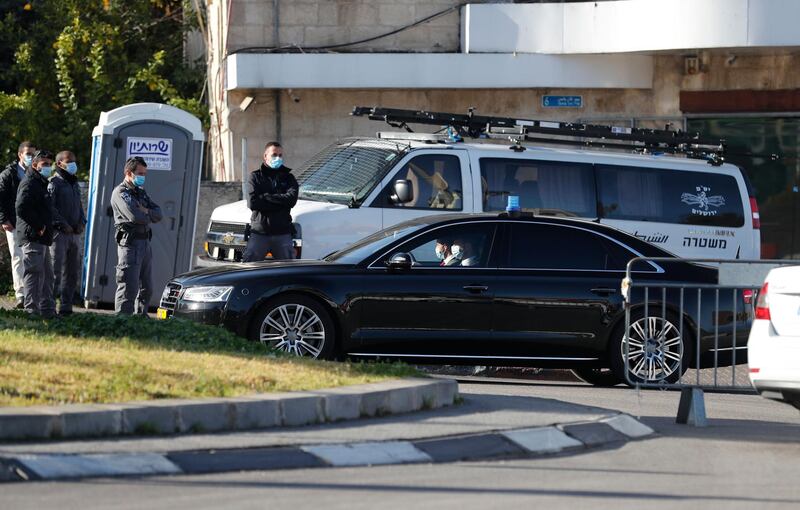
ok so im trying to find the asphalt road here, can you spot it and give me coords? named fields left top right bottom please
left=3, top=379, right=799, bottom=509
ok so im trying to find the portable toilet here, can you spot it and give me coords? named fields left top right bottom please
left=82, top=103, right=205, bottom=309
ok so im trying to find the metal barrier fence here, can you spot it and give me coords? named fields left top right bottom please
left=621, top=258, right=797, bottom=426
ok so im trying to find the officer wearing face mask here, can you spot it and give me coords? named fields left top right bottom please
left=48, top=151, right=86, bottom=316
left=0, top=141, right=36, bottom=308
left=242, top=141, right=299, bottom=262
left=434, top=238, right=462, bottom=267
left=15, top=149, right=56, bottom=318
left=111, top=156, right=162, bottom=315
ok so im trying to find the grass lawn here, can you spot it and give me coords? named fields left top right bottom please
left=0, top=310, right=418, bottom=407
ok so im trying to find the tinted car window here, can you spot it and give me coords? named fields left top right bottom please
left=387, top=223, right=496, bottom=268
left=381, top=154, right=463, bottom=210
left=597, top=165, right=745, bottom=227
left=505, top=223, right=634, bottom=270
left=326, top=224, right=422, bottom=264
left=480, top=158, right=596, bottom=217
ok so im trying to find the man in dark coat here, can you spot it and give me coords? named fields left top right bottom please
left=49, top=150, right=86, bottom=315
left=15, top=149, right=55, bottom=317
left=242, top=141, right=299, bottom=262
left=0, top=141, right=36, bottom=307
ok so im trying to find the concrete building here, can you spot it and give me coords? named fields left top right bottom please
left=205, top=0, right=800, bottom=258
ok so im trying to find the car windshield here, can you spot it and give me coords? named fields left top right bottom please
left=324, top=224, right=424, bottom=264
left=295, top=138, right=410, bottom=206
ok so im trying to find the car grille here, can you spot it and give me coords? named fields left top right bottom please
left=206, top=243, right=245, bottom=262
left=160, top=282, right=182, bottom=312
left=209, top=222, right=247, bottom=235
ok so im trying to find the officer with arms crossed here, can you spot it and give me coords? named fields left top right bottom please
left=242, top=141, right=298, bottom=262
left=15, top=149, right=56, bottom=318
left=49, top=150, right=86, bottom=315
left=0, top=141, right=36, bottom=308
left=111, top=156, right=162, bottom=315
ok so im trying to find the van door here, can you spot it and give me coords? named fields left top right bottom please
left=369, top=150, right=472, bottom=229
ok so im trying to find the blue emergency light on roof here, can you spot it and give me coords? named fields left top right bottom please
left=506, top=195, right=520, bottom=213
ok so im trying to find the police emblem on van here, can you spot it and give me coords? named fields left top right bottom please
left=222, top=232, right=236, bottom=245
left=681, top=186, right=725, bottom=216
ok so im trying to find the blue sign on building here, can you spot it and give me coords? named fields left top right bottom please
left=542, top=95, right=583, bottom=108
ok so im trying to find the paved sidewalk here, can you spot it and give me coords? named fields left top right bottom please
left=0, top=383, right=656, bottom=482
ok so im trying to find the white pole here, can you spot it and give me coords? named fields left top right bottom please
left=241, top=137, right=248, bottom=198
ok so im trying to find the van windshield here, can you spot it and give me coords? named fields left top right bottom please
left=295, top=138, right=410, bottom=206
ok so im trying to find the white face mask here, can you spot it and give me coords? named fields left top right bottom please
left=435, top=246, right=446, bottom=260
left=451, top=245, right=463, bottom=258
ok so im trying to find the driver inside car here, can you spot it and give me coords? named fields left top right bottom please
left=435, top=238, right=462, bottom=266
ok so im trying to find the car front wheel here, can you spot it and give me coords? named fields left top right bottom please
left=610, top=312, right=690, bottom=386
left=249, top=294, right=335, bottom=359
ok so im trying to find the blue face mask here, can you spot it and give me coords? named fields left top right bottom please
left=133, top=175, right=146, bottom=187
left=23, top=155, right=33, bottom=166
left=40, top=166, right=53, bottom=178
left=267, top=157, right=284, bottom=169
left=65, top=162, right=78, bottom=175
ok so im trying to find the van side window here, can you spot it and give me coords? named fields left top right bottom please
left=479, top=158, right=596, bottom=217
left=597, top=165, right=745, bottom=227
left=381, top=154, right=463, bottom=210
left=504, top=223, right=632, bottom=271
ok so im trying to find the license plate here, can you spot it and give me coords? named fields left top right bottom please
left=156, top=308, right=168, bottom=320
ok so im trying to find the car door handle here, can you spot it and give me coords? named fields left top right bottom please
left=591, top=287, right=617, bottom=296
left=463, top=285, right=489, bottom=293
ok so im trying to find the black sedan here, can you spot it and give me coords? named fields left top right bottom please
left=158, top=213, right=749, bottom=386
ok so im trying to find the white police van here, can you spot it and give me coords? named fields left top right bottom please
left=200, top=107, right=760, bottom=264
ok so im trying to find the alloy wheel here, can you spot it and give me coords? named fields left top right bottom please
left=259, top=304, right=326, bottom=358
left=622, top=316, right=683, bottom=383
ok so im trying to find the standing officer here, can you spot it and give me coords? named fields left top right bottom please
left=15, top=149, right=55, bottom=318
left=49, top=150, right=86, bottom=316
left=111, top=156, right=162, bottom=315
left=0, top=141, right=36, bottom=308
left=242, top=141, right=298, bottom=262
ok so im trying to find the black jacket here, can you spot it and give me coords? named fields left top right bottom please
left=0, top=161, right=24, bottom=227
left=15, top=169, right=54, bottom=246
left=48, top=169, right=86, bottom=232
left=247, top=164, right=299, bottom=236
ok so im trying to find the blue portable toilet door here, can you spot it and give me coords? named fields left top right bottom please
left=101, top=121, right=190, bottom=308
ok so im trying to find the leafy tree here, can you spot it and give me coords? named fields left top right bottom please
left=0, top=0, right=206, bottom=178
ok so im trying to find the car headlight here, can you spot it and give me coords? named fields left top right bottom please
left=182, top=286, right=234, bottom=303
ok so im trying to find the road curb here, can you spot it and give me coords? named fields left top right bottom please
left=0, top=377, right=458, bottom=441
left=0, top=413, right=654, bottom=481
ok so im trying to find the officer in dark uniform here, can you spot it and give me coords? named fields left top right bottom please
left=49, top=150, right=86, bottom=315
left=110, top=156, right=162, bottom=315
left=15, top=149, right=56, bottom=317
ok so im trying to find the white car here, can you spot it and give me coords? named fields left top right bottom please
left=748, top=265, right=800, bottom=410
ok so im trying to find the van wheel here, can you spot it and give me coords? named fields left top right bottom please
left=571, top=368, right=622, bottom=387
left=249, top=295, right=335, bottom=360
left=610, top=312, right=690, bottom=386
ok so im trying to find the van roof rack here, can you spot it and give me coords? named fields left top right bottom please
left=352, top=106, right=728, bottom=165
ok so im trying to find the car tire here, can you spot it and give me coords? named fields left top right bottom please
left=571, top=368, right=622, bottom=387
left=249, top=294, right=336, bottom=360
left=610, top=311, right=691, bottom=386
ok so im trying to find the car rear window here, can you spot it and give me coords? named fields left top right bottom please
left=505, top=223, right=634, bottom=271
left=597, top=165, right=745, bottom=227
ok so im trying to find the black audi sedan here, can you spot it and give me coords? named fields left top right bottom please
left=159, top=213, right=749, bottom=386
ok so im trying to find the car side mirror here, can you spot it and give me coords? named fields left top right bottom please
left=385, top=253, right=412, bottom=271
left=390, top=179, right=413, bottom=204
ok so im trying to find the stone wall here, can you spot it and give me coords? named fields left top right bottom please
left=227, top=0, right=465, bottom=53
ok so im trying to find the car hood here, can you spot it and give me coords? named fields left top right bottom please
left=174, top=259, right=350, bottom=285
left=210, top=198, right=348, bottom=224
